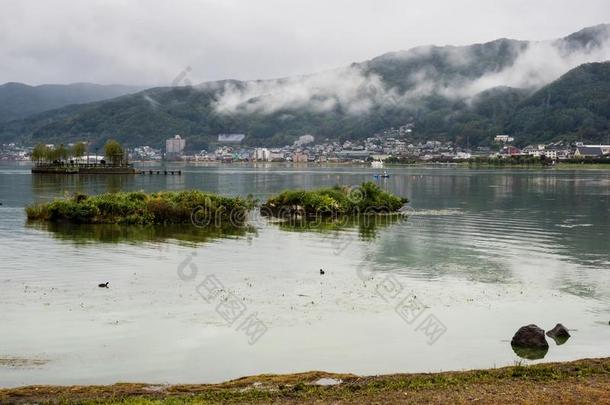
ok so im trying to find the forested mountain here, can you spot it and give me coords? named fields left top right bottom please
left=0, top=82, right=144, bottom=122
left=1, top=24, right=609, bottom=149
left=508, top=62, right=610, bottom=144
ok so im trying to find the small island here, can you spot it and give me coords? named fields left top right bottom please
left=26, top=190, right=256, bottom=226
left=261, top=182, right=408, bottom=218
left=31, top=139, right=137, bottom=174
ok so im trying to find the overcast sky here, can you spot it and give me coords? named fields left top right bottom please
left=1, top=0, right=609, bottom=86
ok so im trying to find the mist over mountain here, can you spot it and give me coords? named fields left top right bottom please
left=0, top=82, right=144, bottom=123
left=1, top=24, right=610, bottom=148
left=507, top=61, right=610, bottom=143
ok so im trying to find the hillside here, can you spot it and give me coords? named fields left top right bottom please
left=1, top=24, right=609, bottom=149
left=0, top=82, right=144, bottom=122
left=508, top=62, right=610, bottom=144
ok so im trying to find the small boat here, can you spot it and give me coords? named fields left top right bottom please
left=373, top=171, right=390, bottom=179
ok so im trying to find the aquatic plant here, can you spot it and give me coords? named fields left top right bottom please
left=261, top=182, right=408, bottom=217
left=25, top=190, right=256, bottom=226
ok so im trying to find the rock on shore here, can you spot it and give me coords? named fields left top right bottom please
left=511, top=324, right=549, bottom=348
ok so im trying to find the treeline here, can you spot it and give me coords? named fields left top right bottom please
left=31, top=139, right=125, bottom=165
left=468, top=155, right=552, bottom=166
left=468, top=155, right=610, bottom=166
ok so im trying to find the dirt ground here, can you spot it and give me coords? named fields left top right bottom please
left=1, top=357, right=609, bottom=404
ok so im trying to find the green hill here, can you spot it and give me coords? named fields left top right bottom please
left=0, top=82, right=143, bottom=123
left=1, top=25, right=609, bottom=149
left=508, top=62, right=610, bottom=144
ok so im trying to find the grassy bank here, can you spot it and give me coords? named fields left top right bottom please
left=555, top=162, right=610, bottom=170
left=26, top=190, right=256, bottom=226
left=261, top=182, right=408, bottom=217
left=1, top=358, right=608, bottom=404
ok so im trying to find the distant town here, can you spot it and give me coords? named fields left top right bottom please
left=2, top=125, right=610, bottom=164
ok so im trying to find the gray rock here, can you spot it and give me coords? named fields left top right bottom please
left=511, top=324, right=549, bottom=349
left=546, top=323, right=571, bottom=345
left=546, top=323, right=570, bottom=339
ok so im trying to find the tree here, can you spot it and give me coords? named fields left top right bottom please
left=31, top=144, right=48, bottom=162
left=104, top=139, right=124, bottom=165
left=72, top=142, right=87, bottom=159
left=57, top=144, right=69, bottom=161
left=47, top=147, right=59, bottom=162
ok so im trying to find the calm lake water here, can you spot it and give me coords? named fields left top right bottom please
left=1, top=162, right=609, bottom=387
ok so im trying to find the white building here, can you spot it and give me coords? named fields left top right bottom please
left=254, top=147, right=270, bottom=161
left=494, top=135, right=514, bottom=143
left=166, top=135, right=186, bottom=159
left=218, top=134, right=246, bottom=143
left=268, top=149, right=285, bottom=161
left=455, top=152, right=472, bottom=159
left=523, top=144, right=545, bottom=157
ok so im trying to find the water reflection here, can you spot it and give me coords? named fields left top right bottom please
left=26, top=213, right=402, bottom=244
left=271, top=213, right=406, bottom=240
left=31, top=173, right=140, bottom=198
left=511, top=345, right=549, bottom=360
left=548, top=335, right=570, bottom=346
left=26, top=221, right=256, bottom=245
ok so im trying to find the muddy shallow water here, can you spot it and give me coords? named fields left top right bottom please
left=1, top=163, right=609, bottom=387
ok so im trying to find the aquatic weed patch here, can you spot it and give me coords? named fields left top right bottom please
left=261, top=182, right=408, bottom=218
left=25, top=190, right=256, bottom=226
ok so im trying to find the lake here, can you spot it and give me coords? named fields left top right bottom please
left=1, top=162, right=609, bottom=387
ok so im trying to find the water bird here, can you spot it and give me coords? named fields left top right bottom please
left=98, top=282, right=109, bottom=288
left=319, top=269, right=325, bottom=275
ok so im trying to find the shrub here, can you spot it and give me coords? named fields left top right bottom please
left=25, top=190, right=255, bottom=227
left=261, top=182, right=408, bottom=217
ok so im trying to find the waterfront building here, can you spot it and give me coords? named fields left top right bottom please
left=292, top=152, right=308, bottom=163
left=494, top=135, right=514, bottom=143
left=254, top=147, right=270, bottom=161
left=218, top=134, right=246, bottom=143
left=165, top=135, right=186, bottom=160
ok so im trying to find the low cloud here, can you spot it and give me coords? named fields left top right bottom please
left=452, top=38, right=610, bottom=98
left=213, top=67, right=399, bottom=115
left=212, top=32, right=610, bottom=115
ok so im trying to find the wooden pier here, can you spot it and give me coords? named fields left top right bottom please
left=139, top=170, right=182, bottom=175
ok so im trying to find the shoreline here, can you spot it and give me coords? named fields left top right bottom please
left=3, top=160, right=610, bottom=171
left=2, top=357, right=609, bottom=404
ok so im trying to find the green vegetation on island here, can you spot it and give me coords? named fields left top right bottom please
left=32, top=139, right=124, bottom=164
left=25, top=183, right=406, bottom=229
left=26, top=190, right=256, bottom=226
left=261, top=182, right=408, bottom=217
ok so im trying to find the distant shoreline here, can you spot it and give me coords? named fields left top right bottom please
left=1, top=357, right=608, bottom=404
left=2, top=160, right=610, bottom=171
